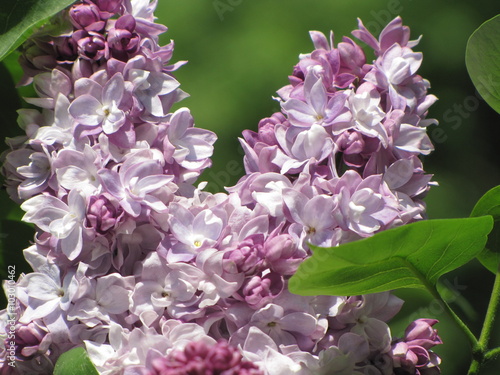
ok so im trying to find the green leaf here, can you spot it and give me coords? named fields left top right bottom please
left=53, top=347, right=99, bottom=375
left=471, top=185, right=500, bottom=273
left=466, top=14, right=500, bottom=114
left=289, top=217, right=493, bottom=296
left=0, top=59, right=23, bottom=150
left=0, top=0, right=76, bottom=62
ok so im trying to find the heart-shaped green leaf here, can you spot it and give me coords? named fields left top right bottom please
left=0, top=0, right=76, bottom=62
left=289, top=217, right=493, bottom=296
left=466, top=14, right=500, bottom=114
left=53, top=347, right=99, bottom=375
left=471, top=185, right=500, bottom=273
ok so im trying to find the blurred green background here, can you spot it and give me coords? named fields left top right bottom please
left=1, top=0, right=500, bottom=373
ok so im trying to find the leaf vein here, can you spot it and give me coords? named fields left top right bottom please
left=425, top=223, right=462, bottom=279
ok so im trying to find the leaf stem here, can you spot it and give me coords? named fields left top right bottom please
left=484, top=346, right=500, bottom=361
left=478, top=268, right=500, bottom=352
left=467, top=360, right=480, bottom=375
left=429, top=284, right=479, bottom=350
left=404, top=260, right=479, bottom=349
left=468, top=268, right=500, bottom=374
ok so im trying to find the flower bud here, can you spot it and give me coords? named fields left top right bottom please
left=69, top=3, right=105, bottom=32
left=86, top=194, right=124, bottom=234
left=107, top=15, right=140, bottom=60
left=241, top=272, right=284, bottom=309
left=391, top=319, right=442, bottom=374
left=73, top=30, right=108, bottom=61
left=223, top=234, right=265, bottom=275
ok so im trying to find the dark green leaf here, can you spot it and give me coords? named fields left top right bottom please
left=471, top=185, right=500, bottom=273
left=53, top=347, right=99, bottom=375
left=0, top=58, right=23, bottom=152
left=0, top=0, right=76, bottom=61
left=289, top=217, right=493, bottom=296
left=466, top=14, right=500, bottom=114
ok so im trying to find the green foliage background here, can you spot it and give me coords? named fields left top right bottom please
left=1, top=0, right=500, bottom=373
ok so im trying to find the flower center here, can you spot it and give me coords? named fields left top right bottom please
left=306, top=226, right=316, bottom=234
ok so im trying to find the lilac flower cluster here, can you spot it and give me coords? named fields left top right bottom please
left=240, top=18, right=437, bottom=237
left=0, top=1, right=441, bottom=374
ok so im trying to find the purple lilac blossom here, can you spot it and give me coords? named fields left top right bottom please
left=390, top=319, right=442, bottom=375
left=0, top=2, right=442, bottom=374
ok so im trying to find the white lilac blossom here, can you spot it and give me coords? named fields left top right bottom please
left=20, top=189, right=89, bottom=260
left=3, top=144, right=52, bottom=202
left=0, top=2, right=441, bottom=374
left=69, top=73, right=128, bottom=135
left=166, top=203, right=225, bottom=262
left=98, top=149, right=173, bottom=217
left=53, top=145, right=102, bottom=195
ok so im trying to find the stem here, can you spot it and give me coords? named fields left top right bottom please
left=468, top=360, right=481, bottom=375
left=467, top=268, right=500, bottom=375
left=403, top=260, right=479, bottom=350
left=403, top=260, right=486, bottom=372
left=485, top=346, right=500, bottom=361
left=478, top=268, right=500, bottom=351
left=428, top=284, right=478, bottom=350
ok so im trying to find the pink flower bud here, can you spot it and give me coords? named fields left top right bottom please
left=242, top=272, right=284, bottom=309
left=391, top=319, right=442, bottom=374
left=69, top=3, right=105, bottom=31
left=86, top=194, right=125, bottom=234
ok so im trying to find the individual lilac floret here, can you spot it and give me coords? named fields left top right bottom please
left=24, top=69, right=72, bottom=109
left=281, top=71, right=351, bottom=130
left=67, top=273, right=133, bottom=327
left=327, top=171, right=400, bottom=237
left=391, top=319, right=442, bottom=375
left=53, top=145, right=103, bottom=195
left=282, top=189, right=338, bottom=248
left=98, top=150, right=173, bottom=217
left=163, top=108, right=217, bottom=177
left=352, top=16, right=421, bottom=57
left=166, top=203, right=225, bottom=262
left=2, top=144, right=53, bottom=202
left=348, top=83, right=388, bottom=146
left=121, top=55, right=183, bottom=119
left=17, top=263, right=86, bottom=325
left=130, top=252, right=199, bottom=325
left=20, top=189, right=89, bottom=260
left=148, top=340, right=263, bottom=375
left=69, top=73, right=128, bottom=135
